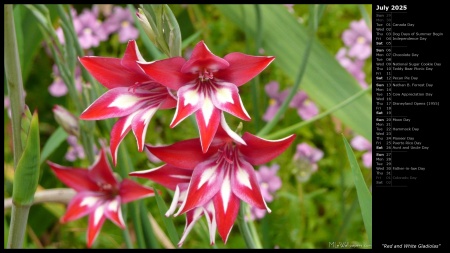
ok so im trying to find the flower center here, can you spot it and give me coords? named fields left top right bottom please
left=357, top=36, right=366, bottom=44
left=128, top=80, right=163, bottom=93
left=216, top=143, right=236, bottom=166
left=121, top=20, right=130, bottom=28
left=199, top=69, right=214, bottom=82
left=269, top=98, right=277, bottom=106
left=97, top=182, right=119, bottom=196
left=83, top=27, right=93, bottom=36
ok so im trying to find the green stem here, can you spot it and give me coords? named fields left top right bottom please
left=122, top=221, right=133, bottom=249
left=250, top=4, right=262, bottom=132
left=257, top=34, right=314, bottom=137
left=5, top=4, right=29, bottom=249
left=237, top=202, right=257, bottom=248
left=336, top=198, right=358, bottom=242
left=264, top=85, right=372, bottom=139
left=139, top=201, right=160, bottom=248
left=247, top=209, right=263, bottom=248
left=296, top=181, right=305, bottom=248
left=130, top=202, right=146, bottom=248
left=257, top=4, right=325, bottom=137
left=7, top=205, right=30, bottom=248
left=4, top=4, right=25, bottom=168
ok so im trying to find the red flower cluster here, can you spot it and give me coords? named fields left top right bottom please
left=49, top=40, right=295, bottom=247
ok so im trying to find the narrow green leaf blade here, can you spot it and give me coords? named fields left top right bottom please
left=342, top=135, right=372, bottom=245
left=153, top=188, right=179, bottom=246
left=216, top=5, right=372, bottom=141
left=40, top=126, right=68, bottom=165
left=139, top=200, right=160, bottom=248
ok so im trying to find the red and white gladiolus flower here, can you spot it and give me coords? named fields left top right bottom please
left=130, top=118, right=295, bottom=245
left=138, top=40, right=275, bottom=153
left=47, top=149, right=155, bottom=248
left=79, top=40, right=176, bottom=165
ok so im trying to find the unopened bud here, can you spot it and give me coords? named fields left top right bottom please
left=136, top=8, right=156, bottom=44
left=52, top=105, right=79, bottom=137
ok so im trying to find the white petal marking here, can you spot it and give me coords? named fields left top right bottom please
left=165, top=186, right=181, bottom=217
left=214, top=87, right=234, bottom=104
left=170, top=174, right=192, bottom=180
left=107, top=199, right=119, bottom=211
left=197, top=165, right=218, bottom=189
left=138, top=107, right=158, bottom=145
left=80, top=196, right=100, bottom=207
left=202, top=96, right=215, bottom=126
left=94, top=205, right=105, bottom=226
left=108, top=94, right=142, bottom=109
left=221, top=172, right=231, bottom=212
left=220, top=114, right=246, bottom=145
left=122, top=110, right=140, bottom=135
left=183, top=89, right=200, bottom=107
left=236, top=165, right=252, bottom=189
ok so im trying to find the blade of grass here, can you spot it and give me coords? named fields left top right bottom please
left=153, top=188, right=179, bottom=246
left=216, top=5, right=372, bottom=141
left=265, top=85, right=371, bottom=139
left=39, top=127, right=68, bottom=165
left=139, top=200, right=160, bottom=248
left=342, top=135, right=372, bottom=245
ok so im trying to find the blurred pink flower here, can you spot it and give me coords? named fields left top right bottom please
left=336, top=48, right=368, bottom=89
left=249, top=164, right=282, bottom=220
left=75, top=8, right=109, bottom=49
left=262, top=81, right=290, bottom=122
left=294, top=143, right=323, bottom=172
left=49, top=64, right=83, bottom=97
left=289, top=91, right=319, bottom=120
left=351, top=135, right=372, bottom=169
left=103, top=6, right=139, bottom=43
left=342, top=19, right=372, bottom=60
left=284, top=4, right=295, bottom=13
left=293, top=143, right=323, bottom=182
left=65, top=135, right=86, bottom=162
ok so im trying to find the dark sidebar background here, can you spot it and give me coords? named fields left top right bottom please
left=372, top=1, right=447, bottom=250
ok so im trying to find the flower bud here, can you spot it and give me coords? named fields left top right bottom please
left=136, top=8, right=156, bottom=45
left=52, top=105, right=79, bottom=137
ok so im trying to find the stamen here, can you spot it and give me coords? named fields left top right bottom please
left=199, top=69, right=214, bottom=81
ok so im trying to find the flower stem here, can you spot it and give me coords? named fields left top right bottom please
left=257, top=4, right=324, bottom=137
left=7, top=204, right=30, bottom=248
left=4, top=4, right=25, bottom=168
left=237, top=201, right=258, bottom=248
left=247, top=208, right=263, bottom=248
left=263, top=85, right=372, bottom=140
left=257, top=29, right=314, bottom=137
left=5, top=4, right=29, bottom=249
left=250, top=4, right=262, bottom=132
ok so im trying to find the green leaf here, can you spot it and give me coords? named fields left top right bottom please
left=4, top=217, right=9, bottom=248
left=216, top=5, right=372, bottom=141
left=153, top=188, right=179, bottom=246
left=342, top=135, right=372, bottom=245
left=13, top=5, right=49, bottom=84
left=139, top=200, right=160, bottom=248
left=40, top=126, right=68, bottom=165
left=13, top=110, right=40, bottom=205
